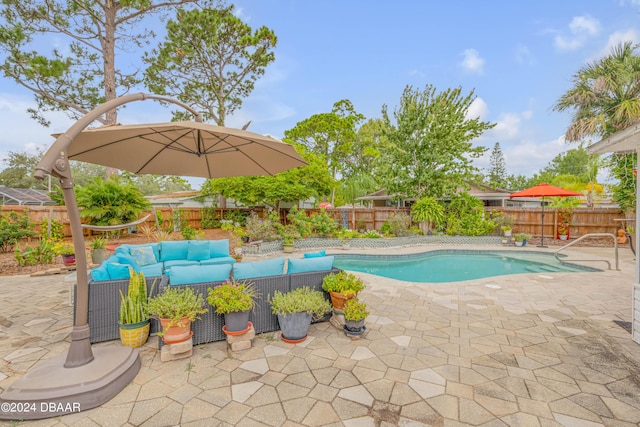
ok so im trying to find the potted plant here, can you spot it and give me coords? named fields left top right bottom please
left=89, top=236, right=107, bottom=264
left=501, top=225, right=512, bottom=238
left=53, top=241, right=76, bottom=266
left=207, top=279, right=259, bottom=335
left=557, top=223, right=569, bottom=240
left=514, top=233, right=532, bottom=247
left=270, top=286, right=332, bottom=344
left=281, top=225, right=298, bottom=253
left=342, top=298, right=369, bottom=335
left=147, top=286, right=208, bottom=344
left=322, top=271, right=365, bottom=311
left=118, top=270, right=153, bottom=348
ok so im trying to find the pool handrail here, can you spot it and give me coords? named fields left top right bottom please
left=554, top=233, right=619, bottom=271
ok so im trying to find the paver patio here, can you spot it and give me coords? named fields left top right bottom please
left=1, top=244, right=640, bottom=426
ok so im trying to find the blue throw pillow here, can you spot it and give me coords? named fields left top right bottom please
left=106, top=263, right=132, bottom=280
left=170, top=264, right=232, bottom=285
left=233, top=257, right=285, bottom=280
left=188, top=240, right=211, bottom=261
left=209, top=239, right=230, bottom=257
left=130, top=245, right=157, bottom=266
left=114, top=253, right=141, bottom=272
left=303, top=250, right=326, bottom=258
left=90, top=263, right=110, bottom=281
left=160, top=240, right=190, bottom=261
left=287, top=256, right=334, bottom=274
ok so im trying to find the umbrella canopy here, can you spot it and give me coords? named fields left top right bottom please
left=509, top=183, right=582, bottom=199
left=64, top=121, right=307, bottom=178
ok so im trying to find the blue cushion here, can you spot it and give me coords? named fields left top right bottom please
left=114, top=253, right=141, bottom=272
left=139, top=262, right=164, bottom=277
left=188, top=240, right=211, bottom=261
left=164, top=259, right=199, bottom=269
left=169, top=264, right=232, bottom=285
left=90, top=263, right=110, bottom=281
left=130, top=245, right=157, bottom=266
left=106, top=263, right=132, bottom=280
left=233, top=257, right=285, bottom=280
left=200, top=256, right=236, bottom=266
left=160, top=241, right=190, bottom=261
left=287, top=256, right=334, bottom=274
left=116, top=243, right=160, bottom=261
left=210, top=239, right=230, bottom=257
left=303, top=250, right=326, bottom=258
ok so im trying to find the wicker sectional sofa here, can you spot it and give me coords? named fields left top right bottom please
left=82, top=265, right=340, bottom=345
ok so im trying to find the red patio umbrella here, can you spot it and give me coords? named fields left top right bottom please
left=509, top=183, right=582, bottom=247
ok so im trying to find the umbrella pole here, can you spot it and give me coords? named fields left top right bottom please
left=539, top=197, right=547, bottom=248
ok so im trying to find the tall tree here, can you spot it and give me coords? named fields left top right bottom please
left=201, top=144, right=333, bottom=208
left=120, top=173, right=192, bottom=196
left=0, top=0, right=216, bottom=127
left=487, top=142, right=507, bottom=189
left=144, top=5, right=276, bottom=125
left=379, top=84, right=494, bottom=200
left=0, top=149, right=46, bottom=189
left=284, top=100, right=364, bottom=204
left=553, top=41, right=640, bottom=211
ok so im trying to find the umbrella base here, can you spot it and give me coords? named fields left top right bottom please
left=0, top=346, right=140, bottom=420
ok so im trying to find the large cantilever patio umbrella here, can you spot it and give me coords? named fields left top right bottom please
left=0, top=93, right=307, bottom=420
left=509, top=183, right=582, bottom=248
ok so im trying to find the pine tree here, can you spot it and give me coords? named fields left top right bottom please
left=487, top=143, right=507, bottom=189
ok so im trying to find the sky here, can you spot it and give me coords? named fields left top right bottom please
left=0, top=0, right=639, bottom=188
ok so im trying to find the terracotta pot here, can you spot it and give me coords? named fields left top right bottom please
left=61, top=253, right=76, bottom=266
left=119, top=319, right=150, bottom=348
left=159, top=316, right=192, bottom=344
left=329, top=291, right=355, bottom=311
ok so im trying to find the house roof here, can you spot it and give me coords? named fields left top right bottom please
left=0, top=186, right=55, bottom=205
left=587, top=120, right=640, bottom=154
left=357, top=183, right=512, bottom=202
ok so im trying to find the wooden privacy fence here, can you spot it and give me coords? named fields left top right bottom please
left=485, top=207, right=627, bottom=239
left=1, top=205, right=628, bottom=239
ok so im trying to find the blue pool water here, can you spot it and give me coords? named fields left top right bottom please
left=332, top=250, right=598, bottom=283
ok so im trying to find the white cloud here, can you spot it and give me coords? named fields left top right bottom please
left=486, top=107, right=534, bottom=141
left=554, top=15, right=601, bottom=51
left=598, top=29, right=640, bottom=57
left=460, top=49, right=485, bottom=74
left=515, top=45, right=535, bottom=65
left=569, top=16, right=600, bottom=36
left=466, top=97, right=488, bottom=121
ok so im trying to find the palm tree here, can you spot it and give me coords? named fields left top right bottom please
left=553, top=41, right=640, bottom=141
left=553, top=41, right=640, bottom=212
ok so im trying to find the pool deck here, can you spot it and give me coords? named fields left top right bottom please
left=1, top=244, right=640, bottom=426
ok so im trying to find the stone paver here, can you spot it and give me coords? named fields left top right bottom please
left=1, top=244, right=640, bottom=426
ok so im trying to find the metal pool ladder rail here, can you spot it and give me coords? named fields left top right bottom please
left=554, top=233, right=619, bottom=270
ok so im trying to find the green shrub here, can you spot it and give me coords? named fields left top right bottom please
left=322, top=271, right=365, bottom=294
left=287, top=206, right=313, bottom=238
left=0, top=211, right=36, bottom=253
left=269, top=286, right=332, bottom=319
left=181, top=223, right=196, bottom=240
left=444, top=193, right=495, bottom=236
left=76, top=177, right=151, bottom=227
left=245, top=212, right=278, bottom=242
left=201, top=207, right=221, bottom=229
left=207, top=279, right=259, bottom=314
left=14, top=238, right=55, bottom=266
left=382, top=212, right=411, bottom=237
left=310, top=209, right=337, bottom=236
left=223, top=210, right=248, bottom=226
left=342, top=298, right=370, bottom=321
left=147, top=287, right=208, bottom=329
left=39, top=218, right=64, bottom=241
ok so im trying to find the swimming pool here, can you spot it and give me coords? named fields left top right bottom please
left=332, top=250, right=599, bottom=283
